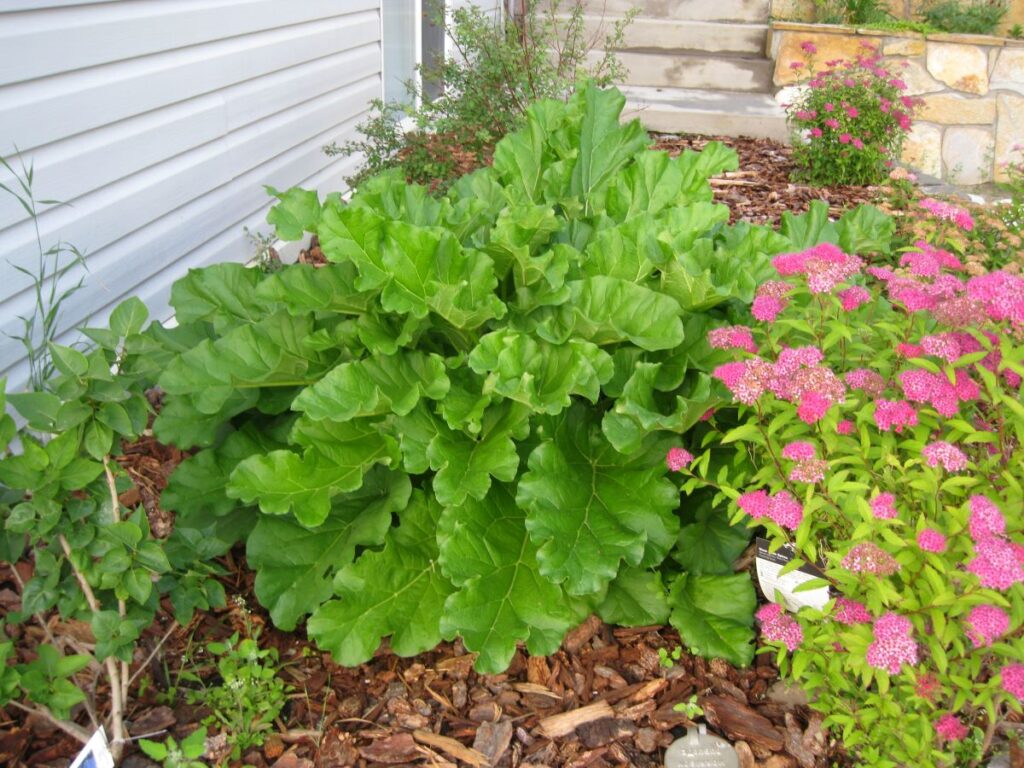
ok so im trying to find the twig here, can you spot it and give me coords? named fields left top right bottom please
left=59, top=534, right=126, bottom=762
left=8, top=699, right=90, bottom=744
left=102, top=456, right=131, bottom=708
left=126, top=622, right=178, bottom=689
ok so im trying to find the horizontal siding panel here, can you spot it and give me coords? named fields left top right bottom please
left=0, top=10, right=380, bottom=153
left=0, top=103, right=371, bottom=382
left=0, top=1, right=382, bottom=390
left=0, top=0, right=378, bottom=86
left=0, top=2, right=121, bottom=11
left=2, top=74, right=380, bottom=301
left=0, top=43, right=380, bottom=231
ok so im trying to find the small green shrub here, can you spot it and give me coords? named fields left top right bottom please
left=920, top=0, right=1007, bottom=35
left=787, top=42, right=919, bottom=186
left=813, top=0, right=892, bottom=25
left=184, top=628, right=288, bottom=760
left=326, top=1, right=635, bottom=191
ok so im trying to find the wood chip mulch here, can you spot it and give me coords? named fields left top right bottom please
left=651, top=134, right=881, bottom=227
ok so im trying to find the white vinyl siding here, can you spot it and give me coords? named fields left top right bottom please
left=0, top=0, right=382, bottom=390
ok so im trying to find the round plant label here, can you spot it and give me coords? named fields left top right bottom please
left=664, top=725, right=739, bottom=768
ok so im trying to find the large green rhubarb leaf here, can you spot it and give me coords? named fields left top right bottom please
left=247, top=468, right=411, bottom=630
left=255, top=262, right=373, bottom=315
left=308, top=491, right=454, bottom=665
left=669, top=573, right=756, bottom=666
left=169, top=263, right=267, bottom=329
left=426, top=402, right=529, bottom=507
left=538, top=276, right=684, bottom=351
left=673, top=501, right=751, bottom=576
left=226, top=418, right=400, bottom=527
left=162, top=423, right=286, bottom=518
left=602, top=367, right=717, bottom=453
left=292, top=351, right=449, bottom=422
left=468, top=330, right=613, bottom=415
left=516, top=405, right=680, bottom=595
left=158, top=312, right=323, bottom=414
left=597, top=566, right=670, bottom=627
left=378, top=222, right=505, bottom=328
left=317, top=203, right=388, bottom=290
left=438, top=483, right=577, bottom=673
left=265, top=185, right=323, bottom=241
left=569, top=85, right=649, bottom=209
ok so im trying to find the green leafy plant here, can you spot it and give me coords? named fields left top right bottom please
left=677, top=199, right=1024, bottom=767
left=787, top=42, right=920, bottom=186
left=920, top=0, right=1007, bottom=35
left=0, top=299, right=226, bottom=761
left=151, top=83, right=868, bottom=674
left=813, top=0, right=892, bottom=25
left=0, top=153, right=89, bottom=393
left=139, top=727, right=207, bottom=768
left=325, top=1, right=636, bottom=191
left=673, top=694, right=704, bottom=718
left=184, top=626, right=287, bottom=760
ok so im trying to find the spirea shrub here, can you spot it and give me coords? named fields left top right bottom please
left=787, top=41, right=919, bottom=186
left=675, top=202, right=1024, bottom=767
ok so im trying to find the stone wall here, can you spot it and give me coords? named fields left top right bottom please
left=771, top=22, right=1024, bottom=184
left=770, top=0, right=1024, bottom=37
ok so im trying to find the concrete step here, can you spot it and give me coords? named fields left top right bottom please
left=573, top=15, right=768, bottom=55
left=620, top=84, right=790, bottom=141
left=575, top=0, right=770, bottom=23
left=602, top=49, right=774, bottom=92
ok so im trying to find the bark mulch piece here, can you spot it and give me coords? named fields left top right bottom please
left=652, top=134, right=881, bottom=227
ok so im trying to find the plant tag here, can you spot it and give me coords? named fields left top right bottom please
left=755, top=537, right=830, bottom=612
left=664, top=724, right=739, bottom=768
left=69, top=728, right=115, bottom=768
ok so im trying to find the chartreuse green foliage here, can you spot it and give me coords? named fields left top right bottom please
left=153, top=84, right=838, bottom=673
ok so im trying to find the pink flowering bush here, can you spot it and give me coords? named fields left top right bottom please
left=786, top=42, right=920, bottom=186
left=676, top=209, right=1024, bottom=766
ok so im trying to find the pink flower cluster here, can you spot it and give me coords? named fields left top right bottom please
left=873, top=399, right=917, bottom=433
left=869, top=492, right=897, bottom=520
left=833, top=597, right=872, bottom=625
left=969, top=495, right=1005, bottom=539
left=922, top=441, right=969, bottom=472
left=899, top=369, right=977, bottom=418
left=920, top=198, right=974, bottom=231
left=866, top=612, right=918, bottom=674
left=756, top=603, right=803, bottom=650
left=738, top=489, right=804, bottom=530
left=708, top=326, right=758, bottom=354
left=752, top=280, right=790, bottom=322
left=934, top=714, right=968, bottom=742
left=842, top=542, right=900, bottom=576
left=900, top=242, right=963, bottom=277
left=772, top=243, right=864, bottom=294
left=1003, top=664, right=1024, bottom=700
left=965, top=605, right=1009, bottom=648
left=838, top=285, right=870, bottom=311
left=666, top=447, right=694, bottom=472
left=916, top=528, right=947, bottom=553
left=713, top=346, right=845, bottom=424
left=964, top=496, right=1024, bottom=591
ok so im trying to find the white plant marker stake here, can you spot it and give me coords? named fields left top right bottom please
left=664, top=724, right=739, bottom=768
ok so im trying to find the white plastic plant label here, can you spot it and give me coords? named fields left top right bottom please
left=755, top=537, right=830, bottom=612
left=664, top=724, right=739, bottom=768
left=69, top=728, right=115, bottom=768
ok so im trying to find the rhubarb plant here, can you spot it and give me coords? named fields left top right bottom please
left=155, top=84, right=893, bottom=672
